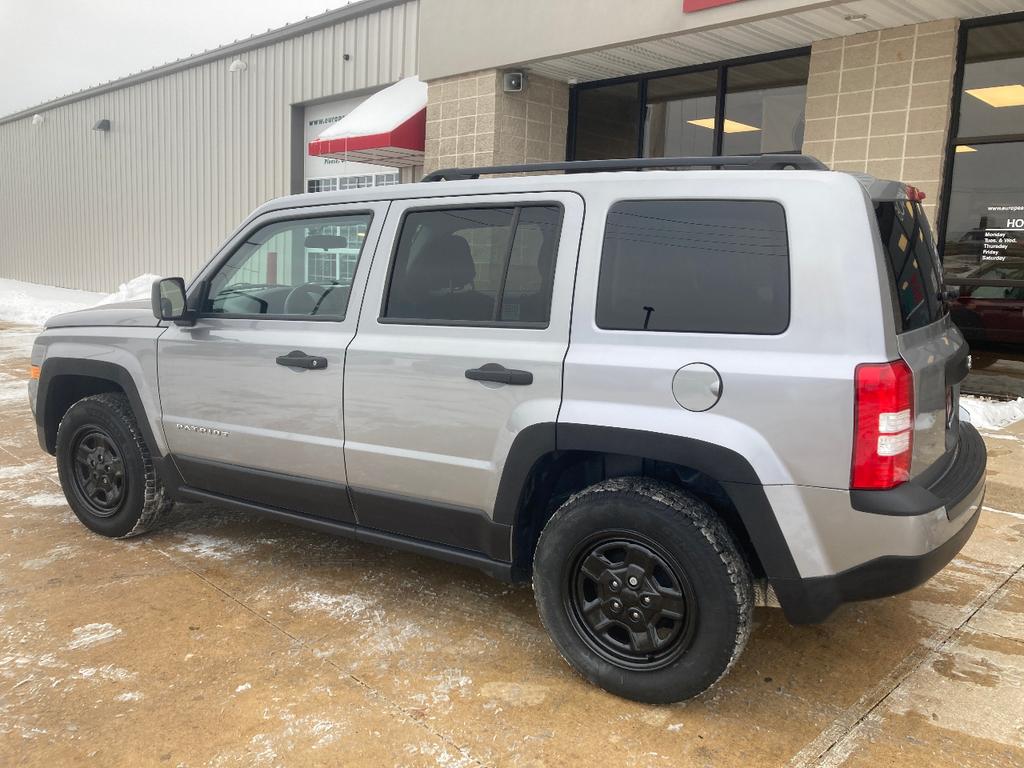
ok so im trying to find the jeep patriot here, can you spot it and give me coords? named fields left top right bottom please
left=29, top=155, right=987, bottom=703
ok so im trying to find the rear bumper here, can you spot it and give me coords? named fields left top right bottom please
left=772, top=423, right=987, bottom=624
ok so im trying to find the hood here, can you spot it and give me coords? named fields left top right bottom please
left=45, top=299, right=160, bottom=329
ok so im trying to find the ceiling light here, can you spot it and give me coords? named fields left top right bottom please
left=844, top=13, right=868, bottom=22
left=229, top=59, right=247, bottom=73
left=955, top=145, right=977, bottom=153
left=965, top=84, right=1024, bottom=108
left=687, top=118, right=760, bottom=133
left=31, top=114, right=44, bottom=125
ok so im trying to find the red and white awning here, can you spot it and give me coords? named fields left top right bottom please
left=308, top=76, right=427, bottom=167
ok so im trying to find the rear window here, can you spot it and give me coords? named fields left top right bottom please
left=596, top=199, right=790, bottom=334
left=875, top=200, right=945, bottom=331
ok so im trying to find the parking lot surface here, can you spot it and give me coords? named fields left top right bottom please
left=1, top=321, right=1023, bottom=767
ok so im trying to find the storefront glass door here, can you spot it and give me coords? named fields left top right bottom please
left=942, top=19, right=1024, bottom=356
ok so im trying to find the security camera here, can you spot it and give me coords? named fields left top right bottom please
left=503, top=71, right=525, bottom=93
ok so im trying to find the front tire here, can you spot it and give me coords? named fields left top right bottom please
left=533, top=477, right=752, bottom=703
left=56, top=393, right=172, bottom=538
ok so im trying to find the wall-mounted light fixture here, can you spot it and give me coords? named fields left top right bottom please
left=93, top=119, right=111, bottom=132
left=31, top=114, right=44, bottom=126
left=229, top=59, right=247, bottom=73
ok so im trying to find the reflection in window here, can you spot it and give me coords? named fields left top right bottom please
left=722, top=56, right=809, bottom=155
left=572, top=53, right=810, bottom=162
left=572, top=82, right=642, bottom=160
left=943, top=142, right=1024, bottom=278
left=643, top=70, right=717, bottom=157
left=384, top=206, right=562, bottom=325
left=597, top=200, right=790, bottom=334
left=206, top=214, right=372, bottom=318
left=956, top=21, right=1024, bottom=139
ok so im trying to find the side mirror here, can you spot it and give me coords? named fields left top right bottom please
left=152, top=277, right=192, bottom=324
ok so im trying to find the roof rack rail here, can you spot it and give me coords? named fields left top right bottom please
left=422, top=154, right=828, bottom=182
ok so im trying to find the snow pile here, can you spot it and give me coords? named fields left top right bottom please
left=0, top=274, right=160, bottom=327
left=315, top=76, right=427, bottom=139
left=960, top=395, right=1024, bottom=431
left=95, top=273, right=161, bottom=306
left=0, top=279, right=104, bottom=327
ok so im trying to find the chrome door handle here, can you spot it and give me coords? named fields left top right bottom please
left=465, top=363, right=533, bottom=385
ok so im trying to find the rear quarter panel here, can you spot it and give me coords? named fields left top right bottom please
left=562, top=172, right=897, bottom=488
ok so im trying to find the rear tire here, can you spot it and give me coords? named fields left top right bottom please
left=533, top=477, right=752, bottom=703
left=56, top=393, right=173, bottom=538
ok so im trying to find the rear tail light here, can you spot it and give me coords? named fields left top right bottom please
left=851, top=360, right=914, bottom=490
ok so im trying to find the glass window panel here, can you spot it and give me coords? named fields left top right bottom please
left=597, top=200, right=790, bottom=334
left=205, top=214, right=371, bottom=318
left=722, top=55, right=810, bottom=155
left=943, top=142, right=1024, bottom=281
left=642, top=70, right=718, bottom=157
left=957, top=21, right=1024, bottom=139
left=384, top=206, right=563, bottom=325
left=572, top=82, right=641, bottom=160
left=876, top=200, right=944, bottom=331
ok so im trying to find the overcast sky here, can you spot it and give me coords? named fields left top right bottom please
left=0, top=0, right=355, bottom=117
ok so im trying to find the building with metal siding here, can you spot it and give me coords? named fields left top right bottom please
left=0, top=0, right=418, bottom=291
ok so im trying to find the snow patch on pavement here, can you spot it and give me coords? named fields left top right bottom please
left=170, top=532, right=254, bottom=561
left=66, top=623, right=123, bottom=650
left=75, top=664, right=135, bottom=682
left=22, top=491, right=67, bottom=508
left=290, top=590, right=375, bottom=620
left=961, top=395, right=1024, bottom=431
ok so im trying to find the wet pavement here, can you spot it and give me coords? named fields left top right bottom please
left=1, top=321, right=1022, bottom=767
left=964, top=346, right=1024, bottom=400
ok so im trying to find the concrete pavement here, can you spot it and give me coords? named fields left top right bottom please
left=1, top=322, right=1022, bottom=767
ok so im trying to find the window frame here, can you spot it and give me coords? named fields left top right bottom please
left=196, top=209, right=376, bottom=323
left=567, top=46, right=811, bottom=161
left=594, top=197, right=792, bottom=336
left=377, top=201, right=565, bottom=330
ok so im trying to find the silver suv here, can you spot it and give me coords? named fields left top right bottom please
left=28, top=155, right=987, bottom=703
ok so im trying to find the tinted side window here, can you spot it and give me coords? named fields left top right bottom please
left=596, top=200, right=790, bottom=334
left=383, top=205, right=562, bottom=325
left=206, top=214, right=372, bottom=318
left=875, top=200, right=943, bottom=331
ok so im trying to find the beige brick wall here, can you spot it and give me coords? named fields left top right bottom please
left=802, top=19, right=958, bottom=224
left=424, top=70, right=569, bottom=174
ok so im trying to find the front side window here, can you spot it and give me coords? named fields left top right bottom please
left=383, top=205, right=562, bottom=325
left=205, top=213, right=372, bottom=318
left=597, top=200, right=790, bottom=334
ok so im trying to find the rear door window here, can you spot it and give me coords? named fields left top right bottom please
left=382, top=205, right=562, bottom=325
left=596, top=199, right=790, bottom=334
left=875, top=200, right=945, bottom=331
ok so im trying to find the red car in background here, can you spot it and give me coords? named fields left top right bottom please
left=950, top=262, right=1024, bottom=345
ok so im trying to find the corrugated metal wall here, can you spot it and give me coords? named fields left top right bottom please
left=0, top=0, right=418, bottom=291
